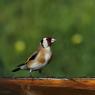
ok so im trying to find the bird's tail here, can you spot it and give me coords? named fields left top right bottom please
left=12, top=67, right=21, bottom=72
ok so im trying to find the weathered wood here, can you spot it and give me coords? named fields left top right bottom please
left=0, top=78, right=95, bottom=95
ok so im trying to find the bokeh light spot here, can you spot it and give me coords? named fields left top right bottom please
left=14, top=41, right=26, bottom=52
left=71, top=34, right=83, bottom=45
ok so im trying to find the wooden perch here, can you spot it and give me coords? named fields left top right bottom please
left=0, top=78, right=95, bottom=95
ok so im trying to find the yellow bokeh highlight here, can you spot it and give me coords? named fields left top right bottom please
left=14, top=41, right=26, bottom=52
left=71, top=34, right=83, bottom=44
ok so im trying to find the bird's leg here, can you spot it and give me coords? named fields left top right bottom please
left=38, top=69, right=48, bottom=77
left=28, top=69, right=32, bottom=78
left=38, top=69, right=45, bottom=77
left=38, top=69, right=42, bottom=74
left=30, top=69, right=32, bottom=72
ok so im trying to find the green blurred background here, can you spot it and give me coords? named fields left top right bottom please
left=0, top=0, right=95, bottom=77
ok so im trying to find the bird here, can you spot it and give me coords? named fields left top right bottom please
left=12, top=37, right=56, bottom=75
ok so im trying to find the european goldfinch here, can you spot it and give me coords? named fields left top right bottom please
left=12, top=37, right=56, bottom=74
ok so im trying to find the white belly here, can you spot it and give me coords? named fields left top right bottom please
left=45, top=53, right=51, bottom=63
left=31, top=52, right=52, bottom=70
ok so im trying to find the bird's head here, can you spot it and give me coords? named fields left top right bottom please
left=40, top=37, right=56, bottom=48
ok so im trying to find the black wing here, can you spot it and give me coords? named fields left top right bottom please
left=25, top=51, right=38, bottom=63
left=17, top=63, right=25, bottom=67
left=29, top=52, right=38, bottom=61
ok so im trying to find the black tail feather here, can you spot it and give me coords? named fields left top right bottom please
left=12, top=68, right=20, bottom=72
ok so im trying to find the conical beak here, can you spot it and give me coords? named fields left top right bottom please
left=51, top=38, right=56, bottom=43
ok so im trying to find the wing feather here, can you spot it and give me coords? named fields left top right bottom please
left=25, top=51, right=38, bottom=63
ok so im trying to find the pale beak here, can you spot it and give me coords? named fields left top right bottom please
left=51, top=38, right=56, bottom=43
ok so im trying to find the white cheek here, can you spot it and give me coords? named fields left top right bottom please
left=43, top=40, right=48, bottom=48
